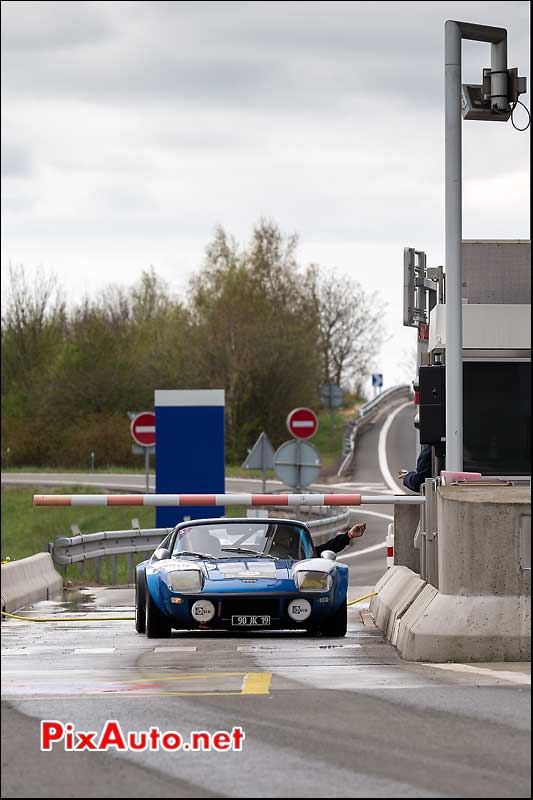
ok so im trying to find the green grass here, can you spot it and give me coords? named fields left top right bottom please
left=313, top=411, right=346, bottom=472
left=1, top=485, right=247, bottom=585
left=1, top=414, right=350, bottom=480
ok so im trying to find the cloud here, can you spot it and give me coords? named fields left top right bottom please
left=1, top=141, right=32, bottom=177
left=1, top=0, right=530, bottom=388
left=1, top=0, right=113, bottom=51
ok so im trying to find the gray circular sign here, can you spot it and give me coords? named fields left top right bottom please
left=273, top=440, right=321, bottom=489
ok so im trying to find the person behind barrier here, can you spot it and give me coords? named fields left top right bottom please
left=398, top=445, right=432, bottom=493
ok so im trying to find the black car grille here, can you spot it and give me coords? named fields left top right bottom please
left=219, top=597, right=281, bottom=619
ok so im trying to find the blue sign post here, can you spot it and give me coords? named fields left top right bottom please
left=372, top=373, right=383, bottom=387
left=154, top=390, right=225, bottom=528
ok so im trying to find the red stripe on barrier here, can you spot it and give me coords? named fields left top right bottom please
left=178, top=495, right=217, bottom=506
left=252, top=495, right=289, bottom=505
left=107, top=495, right=144, bottom=506
left=387, top=547, right=394, bottom=557
left=34, top=495, right=72, bottom=506
left=323, top=494, right=361, bottom=505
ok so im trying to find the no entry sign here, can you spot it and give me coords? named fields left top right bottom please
left=130, top=412, right=156, bottom=447
left=286, top=407, right=318, bottom=440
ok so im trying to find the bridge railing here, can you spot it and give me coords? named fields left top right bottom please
left=338, top=384, right=412, bottom=477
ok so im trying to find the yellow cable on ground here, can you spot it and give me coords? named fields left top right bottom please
left=1, top=610, right=135, bottom=622
left=347, top=591, right=378, bottom=606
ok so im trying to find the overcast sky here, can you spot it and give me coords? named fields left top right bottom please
left=1, top=1, right=530, bottom=389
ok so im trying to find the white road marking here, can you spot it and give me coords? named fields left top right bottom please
left=153, top=646, right=198, bottom=653
left=347, top=509, right=394, bottom=522
left=73, top=648, right=116, bottom=654
left=427, top=663, right=531, bottom=685
left=342, top=542, right=387, bottom=560
left=378, top=402, right=412, bottom=494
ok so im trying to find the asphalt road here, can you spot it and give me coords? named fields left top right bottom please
left=2, top=400, right=531, bottom=798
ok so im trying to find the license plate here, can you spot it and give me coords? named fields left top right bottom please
left=231, top=615, right=271, bottom=626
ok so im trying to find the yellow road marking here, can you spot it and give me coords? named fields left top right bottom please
left=124, top=671, right=245, bottom=683
left=120, top=670, right=273, bottom=696
left=242, top=672, right=272, bottom=694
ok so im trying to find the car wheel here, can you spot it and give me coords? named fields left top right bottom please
left=319, top=598, right=347, bottom=637
left=135, top=570, right=146, bottom=634
left=145, top=585, right=172, bottom=638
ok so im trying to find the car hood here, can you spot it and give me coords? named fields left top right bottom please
left=204, top=558, right=292, bottom=582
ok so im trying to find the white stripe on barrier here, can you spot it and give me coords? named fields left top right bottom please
left=71, top=495, right=107, bottom=506
left=216, top=494, right=249, bottom=505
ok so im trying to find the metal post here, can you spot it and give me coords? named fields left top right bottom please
left=444, top=20, right=463, bottom=471
left=261, top=434, right=266, bottom=494
left=444, top=20, right=508, bottom=471
left=145, top=447, right=150, bottom=493
left=90, top=451, right=95, bottom=472
left=6, top=447, right=10, bottom=468
left=127, top=552, right=134, bottom=584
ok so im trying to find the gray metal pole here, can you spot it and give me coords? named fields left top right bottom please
left=261, top=434, right=266, bottom=494
left=444, top=20, right=463, bottom=471
left=444, top=20, right=508, bottom=472
left=145, top=447, right=150, bottom=493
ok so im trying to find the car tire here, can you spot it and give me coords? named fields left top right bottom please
left=319, top=598, right=347, bottom=637
left=135, top=570, right=146, bottom=634
left=145, top=585, right=172, bottom=638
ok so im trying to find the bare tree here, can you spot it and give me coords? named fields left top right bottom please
left=313, top=268, right=384, bottom=388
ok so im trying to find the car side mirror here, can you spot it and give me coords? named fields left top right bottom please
left=153, top=547, right=171, bottom=561
left=320, top=550, right=337, bottom=561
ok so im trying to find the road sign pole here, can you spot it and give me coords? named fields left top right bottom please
left=145, top=446, right=150, bottom=493
left=261, top=434, right=266, bottom=493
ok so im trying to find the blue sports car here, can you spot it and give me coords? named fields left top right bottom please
left=135, top=517, right=349, bottom=638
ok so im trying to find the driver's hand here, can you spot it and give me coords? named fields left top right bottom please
left=398, top=469, right=408, bottom=478
left=347, top=523, right=366, bottom=539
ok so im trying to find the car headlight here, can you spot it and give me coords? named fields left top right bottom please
left=166, top=569, right=204, bottom=593
left=295, top=571, right=332, bottom=592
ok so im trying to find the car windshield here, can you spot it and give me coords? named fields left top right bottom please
left=171, top=522, right=314, bottom=561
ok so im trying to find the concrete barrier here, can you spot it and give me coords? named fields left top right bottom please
left=372, top=485, right=531, bottom=662
left=369, top=565, right=426, bottom=642
left=1, top=553, right=63, bottom=613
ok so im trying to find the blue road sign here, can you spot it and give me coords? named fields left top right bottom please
left=372, top=373, right=383, bottom=387
left=154, top=390, right=225, bottom=527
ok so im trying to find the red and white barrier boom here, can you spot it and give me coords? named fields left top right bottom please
left=33, top=493, right=424, bottom=507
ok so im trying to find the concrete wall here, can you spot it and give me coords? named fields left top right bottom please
left=393, top=504, right=420, bottom=573
left=371, top=485, right=531, bottom=662
left=1, top=553, right=63, bottom=613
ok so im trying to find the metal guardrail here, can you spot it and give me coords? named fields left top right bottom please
left=49, top=527, right=174, bottom=584
left=48, top=511, right=355, bottom=585
left=337, top=384, right=412, bottom=477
